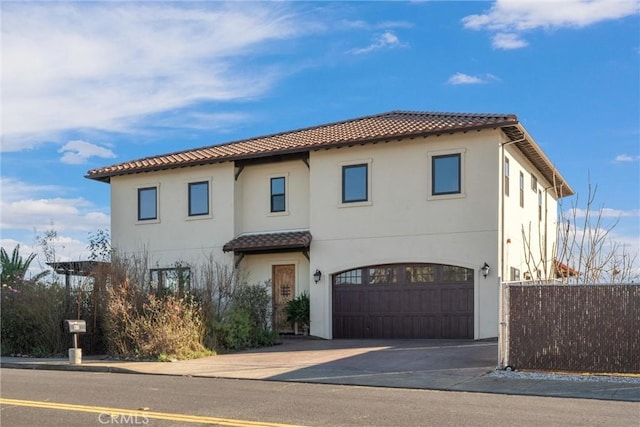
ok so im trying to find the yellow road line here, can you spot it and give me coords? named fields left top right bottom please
left=0, top=398, right=304, bottom=427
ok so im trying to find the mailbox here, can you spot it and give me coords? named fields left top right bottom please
left=64, top=319, right=86, bottom=333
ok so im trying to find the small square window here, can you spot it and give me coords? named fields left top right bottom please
left=342, top=164, right=368, bottom=203
left=270, top=177, right=286, bottom=212
left=432, top=154, right=461, bottom=195
left=138, top=187, right=157, bottom=221
left=188, top=181, right=209, bottom=216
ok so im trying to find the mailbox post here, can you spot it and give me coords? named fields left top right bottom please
left=64, top=320, right=86, bottom=365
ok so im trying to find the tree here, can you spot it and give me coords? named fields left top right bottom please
left=0, top=245, right=38, bottom=285
left=522, top=178, right=638, bottom=284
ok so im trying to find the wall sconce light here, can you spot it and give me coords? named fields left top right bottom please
left=481, top=263, right=490, bottom=279
left=313, top=269, right=322, bottom=283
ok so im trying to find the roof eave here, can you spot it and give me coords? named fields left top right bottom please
left=502, top=124, right=574, bottom=198
left=85, top=119, right=519, bottom=182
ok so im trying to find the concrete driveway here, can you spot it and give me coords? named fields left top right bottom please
left=175, top=337, right=498, bottom=389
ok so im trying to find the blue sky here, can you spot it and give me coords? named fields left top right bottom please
left=1, top=1, right=638, bottom=274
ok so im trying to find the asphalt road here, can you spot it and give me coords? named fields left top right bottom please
left=1, top=369, right=638, bottom=427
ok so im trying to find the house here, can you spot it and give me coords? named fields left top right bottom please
left=86, top=111, right=573, bottom=340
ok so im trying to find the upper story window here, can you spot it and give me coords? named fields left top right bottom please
left=270, top=177, right=286, bottom=213
left=538, top=190, right=543, bottom=221
left=519, top=172, right=525, bottom=208
left=342, top=163, right=368, bottom=203
left=138, top=187, right=157, bottom=221
left=188, top=181, right=209, bottom=216
left=531, top=174, right=538, bottom=192
left=504, top=157, right=510, bottom=196
left=432, top=153, right=461, bottom=195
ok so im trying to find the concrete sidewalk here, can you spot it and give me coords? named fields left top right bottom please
left=2, top=338, right=638, bottom=402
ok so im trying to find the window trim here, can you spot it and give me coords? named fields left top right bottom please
left=270, top=176, right=286, bottom=213
left=137, top=185, right=159, bottom=224
left=339, top=159, right=372, bottom=207
left=184, top=178, right=213, bottom=221
left=188, top=181, right=210, bottom=217
left=427, top=149, right=466, bottom=201
left=267, top=172, right=289, bottom=216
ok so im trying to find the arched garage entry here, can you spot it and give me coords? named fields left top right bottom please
left=332, top=263, right=474, bottom=339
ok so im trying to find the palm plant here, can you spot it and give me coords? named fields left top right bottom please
left=1, top=245, right=38, bottom=285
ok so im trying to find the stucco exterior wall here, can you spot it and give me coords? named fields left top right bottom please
left=110, top=162, right=236, bottom=268
left=502, top=143, right=559, bottom=282
left=308, top=130, right=503, bottom=339
left=234, top=160, right=310, bottom=234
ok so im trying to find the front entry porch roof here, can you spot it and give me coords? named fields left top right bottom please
left=223, top=230, right=312, bottom=254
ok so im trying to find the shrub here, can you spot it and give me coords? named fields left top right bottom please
left=207, top=281, right=278, bottom=351
left=285, top=292, right=310, bottom=334
left=1, top=281, right=66, bottom=356
left=103, top=276, right=212, bottom=360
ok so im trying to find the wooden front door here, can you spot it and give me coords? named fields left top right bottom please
left=273, top=264, right=296, bottom=333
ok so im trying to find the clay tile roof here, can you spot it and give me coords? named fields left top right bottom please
left=223, top=231, right=312, bottom=254
left=86, top=110, right=518, bottom=182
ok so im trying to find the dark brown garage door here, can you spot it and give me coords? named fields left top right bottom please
left=333, top=263, right=474, bottom=339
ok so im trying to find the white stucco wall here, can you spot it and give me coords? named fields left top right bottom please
left=501, top=143, right=559, bottom=282
left=110, top=162, right=236, bottom=269
left=234, top=160, right=310, bottom=234
left=308, top=130, right=504, bottom=339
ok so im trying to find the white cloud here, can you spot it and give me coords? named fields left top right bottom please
left=447, top=72, right=499, bottom=85
left=0, top=177, right=64, bottom=203
left=571, top=208, right=640, bottom=219
left=614, top=154, right=640, bottom=162
left=1, top=2, right=312, bottom=149
left=350, top=31, right=405, bottom=55
left=0, top=178, right=109, bottom=233
left=463, top=0, right=639, bottom=49
left=492, top=33, right=528, bottom=49
left=59, top=140, right=116, bottom=165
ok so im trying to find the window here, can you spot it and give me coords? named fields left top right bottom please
left=432, top=154, right=461, bottom=195
left=150, top=267, right=190, bottom=295
left=188, top=181, right=209, bottom=216
left=538, top=190, right=543, bottom=221
left=138, top=187, right=157, bottom=221
left=504, top=157, right=510, bottom=196
left=342, top=164, right=368, bottom=203
left=334, top=269, right=362, bottom=285
left=510, top=267, right=521, bottom=281
left=531, top=174, right=538, bottom=192
left=405, top=265, right=436, bottom=283
left=519, top=172, right=524, bottom=208
left=270, top=177, right=286, bottom=212
left=368, top=267, right=397, bottom=284
left=443, top=265, right=472, bottom=282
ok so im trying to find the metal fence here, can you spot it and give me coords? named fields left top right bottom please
left=498, top=282, right=640, bottom=374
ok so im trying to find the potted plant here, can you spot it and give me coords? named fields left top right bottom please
left=284, top=292, right=310, bottom=335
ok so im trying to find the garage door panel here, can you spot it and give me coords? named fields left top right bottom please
left=333, top=263, right=474, bottom=339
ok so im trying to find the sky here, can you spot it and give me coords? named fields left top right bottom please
left=1, top=0, right=639, bottom=277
